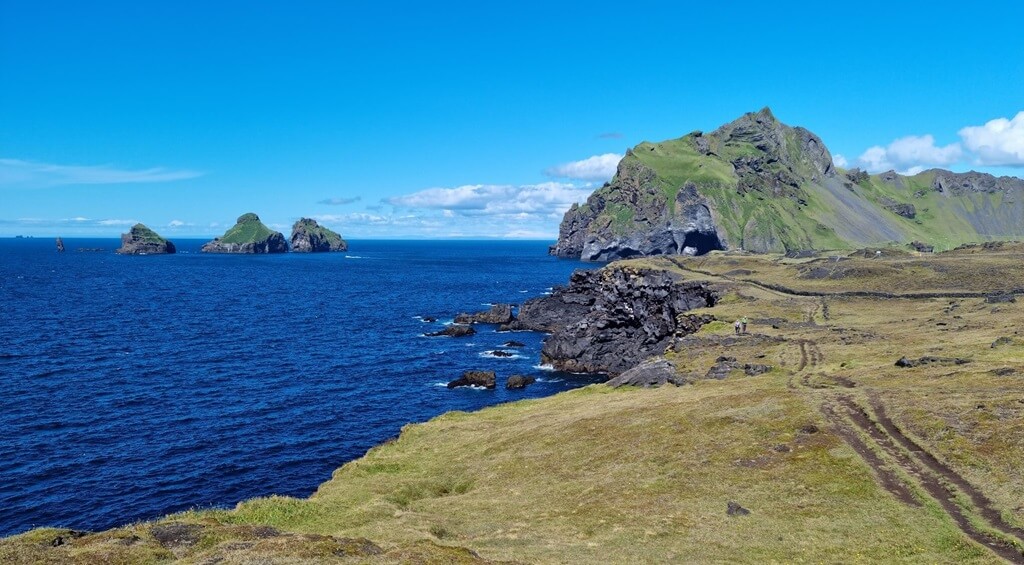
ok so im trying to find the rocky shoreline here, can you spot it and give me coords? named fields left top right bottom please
left=439, top=261, right=723, bottom=384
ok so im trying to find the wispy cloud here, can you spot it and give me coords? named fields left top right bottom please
left=317, top=196, right=362, bottom=205
left=544, top=153, right=622, bottom=181
left=387, top=182, right=591, bottom=216
left=3, top=216, right=140, bottom=230
left=597, top=132, right=623, bottom=139
left=0, top=158, right=203, bottom=189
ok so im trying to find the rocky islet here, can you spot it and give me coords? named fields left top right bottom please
left=116, top=223, right=176, bottom=255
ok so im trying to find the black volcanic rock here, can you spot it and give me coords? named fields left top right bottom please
left=538, top=265, right=718, bottom=375
left=116, top=223, right=176, bottom=255
left=455, top=304, right=514, bottom=325
left=505, top=375, right=536, bottom=389
left=447, top=371, right=496, bottom=389
left=202, top=213, right=287, bottom=254
left=606, top=357, right=684, bottom=388
left=426, top=325, right=476, bottom=338
left=290, top=218, right=347, bottom=252
left=500, top=271, right=598, bottom=333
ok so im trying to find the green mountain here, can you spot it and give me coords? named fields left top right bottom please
left=551, top=108, right=1024, bottom=260
left=201, top=213, right=288, bottom=254
left=115, top=223, right=176, bottom=255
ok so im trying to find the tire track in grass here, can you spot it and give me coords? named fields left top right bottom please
left=834, top=395, right=1024, bottom=563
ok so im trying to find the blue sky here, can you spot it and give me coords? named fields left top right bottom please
left=2, top=1, right=1023, bottom=239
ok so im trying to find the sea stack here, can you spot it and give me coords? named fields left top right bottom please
left=116, top=224, right=176, bottom=255
left=201, top=213, right=288, bottom=254
left=55, top=237, right=65, bottom=253
left=289, top=218, right=348, bottom=252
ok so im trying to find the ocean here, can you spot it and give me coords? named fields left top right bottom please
left=0, top=238, right=598, bottom=536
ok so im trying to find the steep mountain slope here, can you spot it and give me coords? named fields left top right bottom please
left=551, top=108, right=1024, bottom=260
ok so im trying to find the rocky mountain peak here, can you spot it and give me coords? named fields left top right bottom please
left=710, top=107, right=835, bottom=180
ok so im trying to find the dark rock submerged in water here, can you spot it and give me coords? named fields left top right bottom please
left=505, top=375, right=536, bottom=389
left=447, top=371, right=496, bottom=389
left=116, top=223, right=176, bottom=255
left=539, top=266, right=718, bottom=375
left=455, top=304, right=514, bottom=325
left=201, top=213, right=288, bottom=254
left=426, top=324, right=476, bottom=338
left=289, top=217, right=347, bottom=252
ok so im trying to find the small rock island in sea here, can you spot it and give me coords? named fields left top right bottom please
left=201, top=213, right=288, bottom=254
left=289, top=218, right=347, bottom=252
left=116, top=223, right=176, bottom=255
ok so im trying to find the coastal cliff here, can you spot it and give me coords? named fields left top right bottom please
left=552, top=108, right=1024, bottom=259
left=201, top=213, right=288, bottom=254
left=116, top=224, right=176, bottom=255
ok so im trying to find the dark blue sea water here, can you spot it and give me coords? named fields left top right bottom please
left=0, top=238, right=597, bottom=537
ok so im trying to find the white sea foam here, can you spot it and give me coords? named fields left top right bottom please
left=478, top=350, right=524, bottom=359
left=533, top=363, right=556, bottom=371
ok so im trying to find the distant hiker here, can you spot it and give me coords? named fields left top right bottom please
left=734, top=320, right=741, bottom=335
left=741, top=316, right=748, bottom=334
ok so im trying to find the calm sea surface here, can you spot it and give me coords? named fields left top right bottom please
left=0, top=238, right=598, bottom=536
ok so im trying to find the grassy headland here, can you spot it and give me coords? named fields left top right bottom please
left=3, top=246, right=1023, bottom=563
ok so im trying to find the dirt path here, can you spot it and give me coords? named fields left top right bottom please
left=826, top=395, right=1024, bottom=563
left=671, top=260, right=1023, bottom=301
left=820, top=402, right=920, bottom=507
left=865, top=392, right=1024, bottom=542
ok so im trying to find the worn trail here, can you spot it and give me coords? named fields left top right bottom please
left=825, top=395, right=1024, bottom=563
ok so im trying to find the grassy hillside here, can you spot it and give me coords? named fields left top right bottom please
left=4, top=247, right=1024, bottom=563
left=218, top=213, right=279, bottom=244
left=128, top=224, right=168, bottom=243
left=557, top=109, right=1024, bottom=257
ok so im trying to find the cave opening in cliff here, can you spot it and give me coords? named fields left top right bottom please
left=681, top=231, right=724, bottom=256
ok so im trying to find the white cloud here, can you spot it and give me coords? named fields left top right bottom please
left=318, top=196, right=362, bottom=205
left=97, top=219, right=137, bottom=226
left=387, top=182, right=591, bottom=217
left=545, top=153, right=622, bottom=181
left=959, top=111, right=1024, bottom=166
left=833, top=154, right=849, bottom=168
left=856, top=135, right=961, bottom=173
left=303, top=181, right=596, bottom=239
left=0, top=158, right=203, bottom=189
left=167, top=220, right=191, bottom=228
left=503, top=229, right=555, bottom=239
